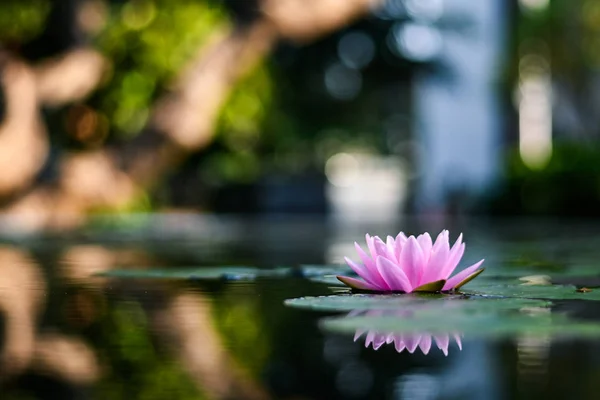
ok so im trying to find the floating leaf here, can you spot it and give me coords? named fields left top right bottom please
left=454, top=269, right=485, bottom=290
left=413, top=279, right=446, bottom=293
left=336, top=276, right=373, bottom=291
left=308, top=275, right=346, bottom=286
left=98, top=266, right=291, bottom=281
left=299, top=265, right=351, bottom=278
left=99, top=264, right=351, bottom=281
left=519, top=275, right=552, bottom=286
left=284, top=293, right=547, bottom=312
left=321, top=311, right=600, bottom=338
left=463, top=278, right=600, bottom=301
left=312, top=296, right=600, bottom=338
left=285, top=292, right=600, bottom=338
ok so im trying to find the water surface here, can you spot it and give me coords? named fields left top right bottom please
left=2, top=216, right=600, bottom=399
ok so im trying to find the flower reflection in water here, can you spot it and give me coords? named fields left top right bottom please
left=355, top=330, right=462, bottom=356
left=349, top=310, right=463, bottom=356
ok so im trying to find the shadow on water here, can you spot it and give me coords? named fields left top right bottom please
left=3, top=216, right=600, bottom=399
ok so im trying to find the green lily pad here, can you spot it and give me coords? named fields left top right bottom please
left=463, top=278, right=600, bottom=301
left=454, top=269, right=485, bottom=290
left=98, top=264, right=351, bottom=281
left=299, top=265, right=351, bottom=277
left=321, top=311, right=600, bottom=338
left=413, top=279, right=446, bottom=292
left=336, top=276, right=373, bottom=291
left=308, top=275, right=346, bottom=286
left=97, top=266, right=292, bottom=280
left=307, top=266, right=600, bottom=301
left=286, top=293, right=600, bottom=338
left=284, top=294, right=548, bottom=312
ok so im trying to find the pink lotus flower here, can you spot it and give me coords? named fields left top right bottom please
left=337, top=230, right=484, bottom=293
left=356, top=330, right=463, bottom=356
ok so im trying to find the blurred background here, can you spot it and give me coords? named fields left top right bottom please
left=4, top=1, right=600, bottom=400
left=2, top=0, right=598, bottom=232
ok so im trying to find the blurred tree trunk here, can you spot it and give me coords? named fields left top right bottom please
left=1, top=0, right=382, bottom=231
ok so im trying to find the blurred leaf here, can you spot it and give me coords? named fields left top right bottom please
left=95, top=0, right=229, bottom=136
left=465, top=278, right=600, bottom=301
left=0, top=0, right=50, bottom=42
left=96, top=302, right=202, bottom=399
left=213, top=284, right=269, bottom=380
left=98, top=266, right=292, bottom=280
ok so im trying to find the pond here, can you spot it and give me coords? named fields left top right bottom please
left=2, top=215, right=600, bottom=399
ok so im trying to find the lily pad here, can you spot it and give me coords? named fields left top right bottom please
left=413, top=279, right=446, bottom=293
left=463, top=278, right=600, bottom=301
left=286, top=293, right=600, bottom=338
left=98, top=264, right=351, bottom=281
left=284, top=294, right=548, bottom=312
left=321, top=311, right=600, bottom=338
left=98, top=266, right=292, bottom=281
left=308, top=268, right=600, bottom=301
left=299, top=265, right=352, bottom=277
left=308, top=275, right=346, bottom=286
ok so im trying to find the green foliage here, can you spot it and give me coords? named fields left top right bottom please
left=0, top=0, right=51, bottom=42
left=95, top=0, right=228, bottom=136
left=204, top=63, right=277, bottom=184
left=207, top=60, right=384, bottom=184
left=99, top=266, right=292, bottom=280
left=491, top=144, right=600, bottom=215
left=213, top=284, right=270, bottom=380
left=287, top=289, right=600, bottom=338
left=96, top=301, right=203, bottom=400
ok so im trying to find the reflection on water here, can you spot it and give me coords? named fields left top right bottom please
left=349, top=310, right=462, bottom=356
left=0, top=248, right=46, bottom=379
left=3, top=217, right=600, bottom=399
left=516, top=306, right=551, bottom=395
left=356, top=329, right=462, bottom=356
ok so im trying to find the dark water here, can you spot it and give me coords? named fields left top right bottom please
left=2, top=215, right=600, bottom=400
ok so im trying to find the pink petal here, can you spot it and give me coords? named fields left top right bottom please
left=419, top=335, right=432, bottom=355
left=396, top=231, right=408, bottom=244
left=453, top=333, right=463, bottom=350
left=373, top=236, right=392, bottom=259
left=400, top=236, right=426, bottom=288
left=366, top=234, right=379, bottom=259
left=441, top=234, right=465, bottom=279
left=355, top=242, right=374, bottom=267
left=420, top=233, right=450, bottom=284
left=376, top=256, right=412, bottom=292
left=366, top=234, right=395, bottom=268
left=386, top=236, right=397, bottom=262
left=354, top=329, right=366, bottom=341
left=434, top=334, right=450, bottom=356
left=417, top=233, right=433, bottom=259
left=383, top=334, right=392, bottom=344
left=394, top=232, right=407, bottom=260
left=393, top=335, right=406, bottom=353
left=372, top=333, right=386, bottom=350
left=433, top=230, right=449, bottom=249
left=337, top=275, right=379, bottom=291
left=354, top=242, right=388, bottom=288
left=344, top=257, right=377, bottom=286
left=443, top=260, right=484, bottom=291
left=403, top=334, right=420, bottom=353
left=344, top=256, right=367, bottom=276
